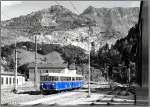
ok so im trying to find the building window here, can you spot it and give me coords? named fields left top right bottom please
left=9, top=77, right=11, bottom=84
left=46, top=70, right=48, bottom=73
left=13, top=78, right=15, bottom=84
left=1, top=77, right=3, bottom=85
left=6, top=77, right=8, bottom=84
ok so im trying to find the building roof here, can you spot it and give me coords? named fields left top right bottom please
left=28, top=63, right=67, bottom=69
left=0, top=71, right=24, bottom=76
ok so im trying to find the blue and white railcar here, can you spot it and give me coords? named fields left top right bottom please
left=40, top=72, right=83, bottom=91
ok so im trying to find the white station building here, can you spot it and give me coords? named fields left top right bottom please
left=1, top=66, right=25, bottom=89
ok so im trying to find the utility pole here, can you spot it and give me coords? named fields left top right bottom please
left=34, top=35, right=39, bottom=91
left=12, top=34, right=18, bottom=93
left=14, top=42, right=18, bottom=93
left=87, top=25, right=92, bottom=98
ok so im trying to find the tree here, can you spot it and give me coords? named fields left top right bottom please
left=9, top=58, right=15, bottom=70
left=18, top=64, right=29, bottom=80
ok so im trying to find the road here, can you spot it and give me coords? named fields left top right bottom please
left=1, top=82, right=135, bottom=106
left=18, top=87, right=135, bottom=106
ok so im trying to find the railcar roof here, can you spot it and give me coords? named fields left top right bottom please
left=40, top=73, right=83, bottom=77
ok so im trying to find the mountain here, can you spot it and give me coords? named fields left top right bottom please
left=11, top=49, right=65, bottom=66
left=1, top=5, right=140, bottom=51
left=81, top=6, right=140, bottom=35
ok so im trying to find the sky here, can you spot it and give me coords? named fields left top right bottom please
left=1, top=1, right=141, bottom=21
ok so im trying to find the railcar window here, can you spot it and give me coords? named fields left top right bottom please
left=45, top=76, right=47, bottom=81
left=51, top=76, right=53, bottom=81
left=76, top=77, right=82, bottom=81
left=50, top=76, right=53, bottom=81
left=72, top=77, right=75, bottom=81
left=50, top=76, right=52, bottom=81
left=52, top=76, right=54, bottom=81
left=40, top=76, right=43, bottom=81
left=61, top=77, right=67, bottom=81
left=46, top=76, right=49, bottom=81
left=44, top=76, right=46, bottom=81
left=48, top=76, right=50, bottom=81
left=55, top=76, right=58, bottom=81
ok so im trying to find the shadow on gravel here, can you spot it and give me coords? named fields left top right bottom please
left=17, top=91, right=42, bottom=95
left=1, top=103, right=9, bottom=106
left=91, top=88, right=112, bottom=94
left=17, top=90, right=59, bottom=95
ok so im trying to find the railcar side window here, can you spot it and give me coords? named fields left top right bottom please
left=76, top=77, right=82, bottom=81
left=66, top=77, right=69, bottom=81
left=46, top=76, right=49, bottom=81
left=54, top=76, right=58, bottom=81
left=61, top=77, right=67, bottom=81
left=40, top=76, right=43, bottom=81
left=48, top=76, right=50, bottom=81
left=72, top=77, right=75, bottom=81
left=44, top=76, right=46, bottom=81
